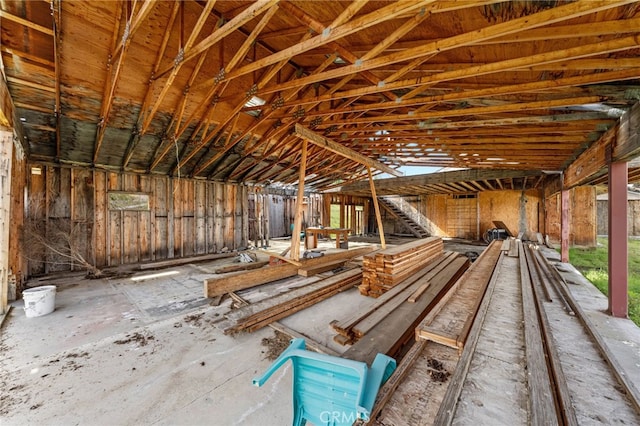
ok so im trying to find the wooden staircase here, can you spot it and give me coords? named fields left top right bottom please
left=378, top=197, right=430, bottom=238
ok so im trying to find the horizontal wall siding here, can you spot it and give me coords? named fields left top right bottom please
left=25, top=165, right=249, bottom=276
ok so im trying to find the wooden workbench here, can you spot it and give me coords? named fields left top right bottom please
left=305, top=227, right=350, bottom=249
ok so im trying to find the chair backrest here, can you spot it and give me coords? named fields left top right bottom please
left=253, top=338, right=396, bottom=426
left=291, top=354, right=367, bottom=426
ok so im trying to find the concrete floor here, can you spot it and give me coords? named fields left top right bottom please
left=1, top=237, right=639, bottom=425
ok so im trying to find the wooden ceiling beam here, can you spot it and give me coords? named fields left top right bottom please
left=259, top=68, right=640, bottom=116
left=277, top=1, right=396, bottom=101
left=350, top=135, right=587, bottom=144
left=328, top=96, right=603, bottom=126
left=92, top=0, right=125, bottom=164
left=256, top=0, right=632, bottom=96
left=339, top=168, right=543, bottom=193
left=0, top=46, right=54, bottom=69
left=294, top=124, right=401, bottom=176
left=305, top=16, right=640, bottom=55
left=93, top=0, right=158, bottom=164
left=174, top=4, right=280, bottom=173
left=140, top=0, right=217, bottom=135
left=0, top=9, right=53, bottom=36
left=156, top=0, right=278, bottom=78
left=405, top=35, right=640, bottom=101
left=189, top=52, right=340, bottom=177
left=52, top=0, right=62, bottom=160
left=262, top=33, right=640, bottom=101
left=5, top=76, right=54, bottom=93
left=227, top=0, right=436, bottom=80
left=323, top=120, right=610, bottom=135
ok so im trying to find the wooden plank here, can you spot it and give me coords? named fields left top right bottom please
left=415, top=241, right=503, bottom=356
left=294, top=124, right=400, bottom=177
left=508, top=239, right=519, bottom=257
left=290, top=139, right=308, bottom=261
left=333, top=252, right=453, bottom=336
left=140, top=251, right=235, bottom=270
left=353, top=254, right=462, bottom=338
left=363, top=339, right=428, bottom=424
left=243, top=276, right=359, bottom=332
left=343, top=256, right=469, bottom=364
left=214, top=260, right=269, bottom=274
left=523, top=244, right=578, bottom=426
left=225, top=269, right=362, bottom=332
left=204, top=262, right=300, bottom=298
left=433, top=252, right=505, bottom=425
left=227, top=292, right=340, bottom=357
left=518, top=241, right=558, bottom=425
left=297, top=260, right=347, bottom=277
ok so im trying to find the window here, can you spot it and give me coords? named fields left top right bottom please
left=108, top=192, right=150, bottom=211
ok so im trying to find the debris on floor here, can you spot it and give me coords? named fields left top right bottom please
left=261, top=330, right=292, bottom=361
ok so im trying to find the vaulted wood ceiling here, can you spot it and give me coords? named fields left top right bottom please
left=2, top=0, right=640, bottom=192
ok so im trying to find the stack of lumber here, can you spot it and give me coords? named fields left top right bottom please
left=219, top=268, right=362, bottom=334
left=334, top=252, right=470, bottom=364
left=204, top=246, right=375, bottom=297
left=359, top=237, right=443, bottom=297
left=332, top=252, right=458, bottom=345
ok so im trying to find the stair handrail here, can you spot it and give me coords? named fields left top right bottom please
left=380, top=196, right=432, bottom=236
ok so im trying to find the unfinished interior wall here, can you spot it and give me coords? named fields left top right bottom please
left=478, top=190, right=542, bottom=239
left=24, top=165, right=250, bottom=276
left=545, top=186, right=596, bottom=246
left=412, top=190, right=543, bottom=240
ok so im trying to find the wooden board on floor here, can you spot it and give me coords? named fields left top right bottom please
left=297, top=259, right=347, bottom=277
left=374, top=342, right=461, bottom=426
left=343, top=256, right=469, bottom=365
left=214, top=260, right=269, bottom=274
left=140, top=252, right=235, bottom=270
left=204, top=262, right=300, bottom=297
left=331, top=252, right=453, bottom=339
left=415, top=241, right=503, bottom=353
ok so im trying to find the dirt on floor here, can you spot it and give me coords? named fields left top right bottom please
left=260, top=330, right=292, bottom=361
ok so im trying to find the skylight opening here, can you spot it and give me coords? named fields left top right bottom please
left=244, top=96, right=265, bottom=117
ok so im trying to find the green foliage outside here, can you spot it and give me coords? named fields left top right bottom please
left=569, top=238, right=640, bottom=326
left=330, top=204, right=341, bottom=228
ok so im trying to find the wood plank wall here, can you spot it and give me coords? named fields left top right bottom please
left=413, top=190, right=548, bottom=241
left=545, top=186, right=597, bottom=246
left=9, top=134, right=26, bottom=291
left=24, top=164, right=250, bottom=276
left=597, top=199, right=640, bottom=236
left=247, top=192, right=323, bottom=244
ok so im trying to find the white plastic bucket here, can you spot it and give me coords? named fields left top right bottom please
left=23, top=285, right=56, bottom=318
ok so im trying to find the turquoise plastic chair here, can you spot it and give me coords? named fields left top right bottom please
left=253, top=338, right=396, bottom=426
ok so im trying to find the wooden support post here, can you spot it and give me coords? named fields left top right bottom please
left=608, top=160, right=628, bottom=318
left=290, top=140, right=308, bottom=261
left=560, top=189, right=570, bottom=263
left=0, top=131, right=13, bottom=314
left=368, top=167, right=386, bottom=249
